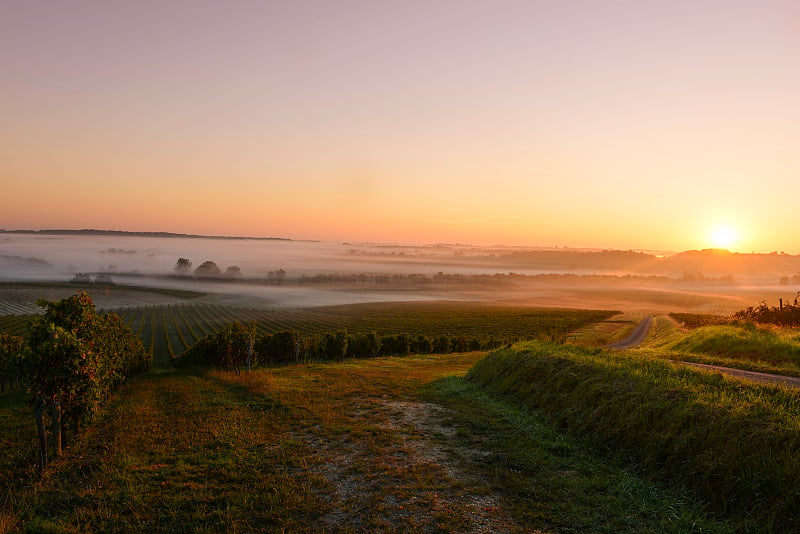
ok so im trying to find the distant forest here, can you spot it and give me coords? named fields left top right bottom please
left=0, top=229, right=294, bottom=241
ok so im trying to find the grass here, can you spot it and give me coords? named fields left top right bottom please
left=647, top=323, right=800, bottom=377
left=3, top=350, right=733, bottom=533
left=568, top=313, right=640, bottom=346
left=669, top=312, right=727, bottom=328
left=421, top=377, right=730, bottom=533
left=468, top=342, right=800, bottom=532
left=0, top=390, right=37, bottom=501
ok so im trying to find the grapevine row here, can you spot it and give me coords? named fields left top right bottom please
left=4, top=302, right=616, bottom=364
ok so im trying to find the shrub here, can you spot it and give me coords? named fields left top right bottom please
left=174, top=322, right=256, bottom=372
left=26, top=292, right=148, bottom=433
left=0, top=332, right=25, bottom=391
left=346, top=332, right=381, bottom=358
left=255, top=330, right=301, bottom=365
left=379, top=334, right=410, bottom=356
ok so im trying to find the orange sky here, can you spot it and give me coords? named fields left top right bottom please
left=1, top=1, right=798, bottom=252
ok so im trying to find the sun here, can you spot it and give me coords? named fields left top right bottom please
left=709, top=224, right=739, bottom=250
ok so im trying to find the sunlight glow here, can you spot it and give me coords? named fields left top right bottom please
left=709, top=224, right=739, bottom=250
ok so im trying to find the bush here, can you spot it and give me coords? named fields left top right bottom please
left=174, top=322, right=256, bottom=371
left=379, top=334, right=410, bottom=356
left=26, top=292, right=148, bottom=432
left=346, top=332, right=381, bottom=359
left=255, top=330, right=301, bottom=365
left=732, top=301, right=800, bottom=326
left=432, top=335, right=451, bottom=354
left=411, top=335, right=433, bottom=354
left=321, top=331, right=348, bottom=361
left=0, top=332, right=26, bottom=391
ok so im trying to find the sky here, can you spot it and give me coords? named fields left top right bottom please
left=1, top=0, right=797, bottom=252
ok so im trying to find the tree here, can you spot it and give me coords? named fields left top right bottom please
left=267, top=269, right=286, bottom=285
left=194, top=260, right=221, bottom=278
left=174, top=258, right=192, bottom=274
left=224, top=266, right=242, bottom=279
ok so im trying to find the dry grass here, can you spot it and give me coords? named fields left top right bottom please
left=5, top=349, right=731, bottom=533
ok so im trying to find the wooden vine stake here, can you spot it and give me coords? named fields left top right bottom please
left=34, top=398, right=47, bottom=477
left=246, top=331, right=254, bottom=373
left=51, top=400, right=62, bottom=458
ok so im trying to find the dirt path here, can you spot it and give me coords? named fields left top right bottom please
left=607, top=316, right=800, bottom=388
left=607, top=316, right=652, bottom=349
left=677, top=361, right=800, bottom=388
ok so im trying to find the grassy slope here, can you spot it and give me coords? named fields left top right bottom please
left=3, top=352, right=730, bottom=533
left=640, top=320, right=800, bottom=377
left=468, top=342, right=800, bottom=532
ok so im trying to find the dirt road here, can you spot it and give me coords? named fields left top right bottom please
left=608, top=316, right=800, bottom=388
left=607, top=316, right=652, bottom=349
left=678, top=361, right=800, bottom=388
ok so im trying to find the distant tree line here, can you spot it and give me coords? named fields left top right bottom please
left=173, top=258, right=286, bottom=284
left=779, top=273, right=800, bottom=286
left=297, top=271, right=675, bottom=287
left=680, top=272, right=736, bottom=284
left=70, top=273, right=115, bottom=285
left=174, top=258, right=242, bottom=279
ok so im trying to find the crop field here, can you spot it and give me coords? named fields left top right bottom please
left=5, top=283, right=800, bottom=531
left=0, top=283, right=203, bottom=316
left=2, top=300, right=616, bottom=361
left=119, top=301, right=617, bottom=361
left=0, top=284, right=617, bottom=363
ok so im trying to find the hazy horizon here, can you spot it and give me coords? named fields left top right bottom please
left=2, top=1, right=797, bottom=254
left=2, top=232, right=796, bottom=317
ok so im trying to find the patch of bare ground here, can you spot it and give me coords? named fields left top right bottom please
left=297, top=397, right=527, bottom=533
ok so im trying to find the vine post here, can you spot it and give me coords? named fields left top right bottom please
left=246, top=329, right=254, bottom=372
left=34, top=398, right=47, bottom=477
left=51, top=400, right=62, bottom=457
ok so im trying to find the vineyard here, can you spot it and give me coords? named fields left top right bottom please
left=1, top=300, right=617, bottom=363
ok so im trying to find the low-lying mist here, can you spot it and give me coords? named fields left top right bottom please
left=1, top=233, right=798, bottom=314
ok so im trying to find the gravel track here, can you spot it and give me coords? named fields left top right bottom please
left=609, top=315, right=800, bottom=388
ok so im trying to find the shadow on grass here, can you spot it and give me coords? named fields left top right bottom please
left=419, top=376, right=733, bottom=534
left=203, top=373, right=294, bottom=416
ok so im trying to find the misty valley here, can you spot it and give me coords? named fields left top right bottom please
left=2, top=232, right=800, bottom=532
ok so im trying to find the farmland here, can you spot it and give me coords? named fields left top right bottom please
left=2, top=352, right=735, bottom=533
left=4, top=282, right=800, bottom=531
left=1, top=294, right=617, bottom=362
